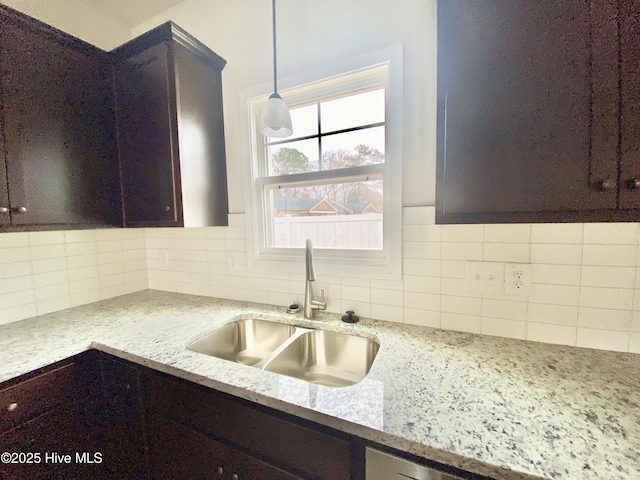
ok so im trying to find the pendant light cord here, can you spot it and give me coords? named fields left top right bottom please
left=272, top=0, right=278, bottom=94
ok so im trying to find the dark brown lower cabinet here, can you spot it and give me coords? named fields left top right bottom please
left=0, top=354, right=105, bottom=480
left=150, top=415, right=302, bottom=480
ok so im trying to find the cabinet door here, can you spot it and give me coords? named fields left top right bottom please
left=437, top=0, right=619, bottom=223
left=619, top=0, right=640, bottom=209
left=0, top=18, right=121, bottom=227
left=230, top=449, right=304, bottom=480
left=115, top=42, right=182, bottom=227
left=149, top=415, right=231, bottom=480
left=0, top=52, right=8, bottom=226
left=99, top=356, right=148, bottom=479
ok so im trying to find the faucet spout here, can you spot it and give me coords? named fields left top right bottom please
left=303, top=239, right=326, bottom=319
left=305, top=239, right=316, bottom=281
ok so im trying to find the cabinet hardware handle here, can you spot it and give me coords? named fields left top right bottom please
left=231, top=474, right=239, bottom=480
left=0, top=207, right=8, bottom=214
left=13, top=206, right=27, bottom=214
left=596, top=178, right=616, bottom=191
left=216, top=466, right=223, bottom=475
left=626, top=179, right=640, bottom=190
left=164, top=206, right=172, bottom=212
left=7, top=402, right=18, bottom=412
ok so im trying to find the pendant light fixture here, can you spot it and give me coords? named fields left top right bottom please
left=259, top=0, right=293, bottom=138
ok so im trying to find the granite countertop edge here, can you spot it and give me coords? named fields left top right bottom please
left=0, top=290, right=638, bottom=480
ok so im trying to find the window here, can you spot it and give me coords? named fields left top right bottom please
left=242, top=46, right=402, bottom=278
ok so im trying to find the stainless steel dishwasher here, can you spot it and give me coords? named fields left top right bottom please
left=366, top=448, right=466, bottom=480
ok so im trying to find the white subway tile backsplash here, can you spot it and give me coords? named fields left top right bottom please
left=2, top=207, right=640, bottom=354
left=482, top=318, right=526, bottom=339
left=440, top=277, right=480, bottom=297
left=440, top=260, right=466, bottom=278
left=530, top=244, right=582, bottom=265
left=582, top=245, right=637, bottom=267
left=0, top=232, right=29, bottom=248
left=482, top=299, right=527, bottom=321
left=0, top=247, right=31, bottom=263
left=404, top=291, right=440, bottom=311
left=527, top=323, right=576, bottom=346
left=581, top=266, right=635, bottom=289
left=531, top=224, right=583, bottom=244
left=370, top=288, right=403, bottom=307
left=403, top=224, right=441, bottom=242
left=403, top=275, right=439, bottom=294
left=403, top=242, right=441, bottom=259
left=529, top=284, right=580, bottom=306
left=441, top=295, right=481, bottom=316
left=579, top=287, right=633, bottom=310
left=404, top=206, right=434, bottom=225
left=578, top=307, right=630, bottom=331
left=583, top=223, right=638, bottom=245
left=371, top=304, right=403, bottom=323
left=441, top=242, right=483, bottom=261
left=402, top=259, right=441, bottom=277
left=576, top=328, right=628, bottom=352
left=528, top=303, right=578, bottom=326
left=441, top=312, right=481, bottom=334
left=483, top=243, right=530, bottom=263
left=341, top=285, right=371, bottom=303
left=531, top=264, right=581, bottom=286
left=404, top=308, right=440, bottom=328
left=441, top=224, right=483, bottom=243
left=484, top=224, right=531, bottom=244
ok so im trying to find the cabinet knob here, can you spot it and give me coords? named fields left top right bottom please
left=164, top=206, right=172, bottom=212
left=0, top=207, right=8, bottom=214
left=13, top=206, right=27, bottom=214
left=216, top=466, right=223, bottom=476
left=7, top=402, right=18, bottom=412
left=596, top=178, right=616, bottom=191
left=626, top=179, right=640, bottom=190
left=232, top=475, right=239, bottom=480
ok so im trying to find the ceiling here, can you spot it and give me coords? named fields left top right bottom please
left=81, top=0, right=187, bottom=27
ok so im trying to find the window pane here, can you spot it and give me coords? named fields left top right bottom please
left=265, top=180, right=383, bottom=250
left=321, top=88, right=385, bottom=133
left=268, top=139, right=319, bottom=175
left=321, top=126, right=385, bottom=169
left=289, top=103, right=318, bottom=138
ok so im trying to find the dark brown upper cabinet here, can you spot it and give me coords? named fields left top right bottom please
left=437, top=0, right=640, bottom=224
left=112, top=22, right=229, bottom=228
left=0, top=6, right=122, bottom=230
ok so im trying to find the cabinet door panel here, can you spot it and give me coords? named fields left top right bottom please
left=0, top=20, right=120, bottom=227
left=116, top=42, right=181, bottom=226
left=149, top=415, right=231, bottom=480
left=0, top=23, right=9, bottom=227
left=619, top=0, right=640, bottom=209
left=438, top=0, right=618, bottom=220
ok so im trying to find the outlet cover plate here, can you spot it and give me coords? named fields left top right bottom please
left=466, top=261, right=505, bottom=294
left=504, top=263, right=532, bottom=296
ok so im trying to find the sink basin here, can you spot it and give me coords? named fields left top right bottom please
left=187, top=319, right=295, bottom=366
left=263, top=330, right=380, bottom=388
left=188, top=318, right=379, bottom=387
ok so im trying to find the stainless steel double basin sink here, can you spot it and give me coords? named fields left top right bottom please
left=187, top=319, right=379, bottom=388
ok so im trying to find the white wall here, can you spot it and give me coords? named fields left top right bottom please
left=131, top=0, right=437, bottom=212
left=1, top=0, right=130, bottom=50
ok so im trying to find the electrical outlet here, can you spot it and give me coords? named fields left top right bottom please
left=228, top=253, right=239, bottom=273
left=466, top=261, right=505, bottom=294
left=160, top=250, right=169, bottom=267
left=504, top=263, right=531, bottom=296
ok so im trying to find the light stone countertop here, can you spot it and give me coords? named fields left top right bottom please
left=0, top=290, right=638, bottom=480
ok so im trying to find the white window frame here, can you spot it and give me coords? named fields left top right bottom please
left=240, top=45, right=403, bottom=279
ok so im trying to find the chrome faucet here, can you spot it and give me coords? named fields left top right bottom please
left=303, top=239, right=326, bottom=319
